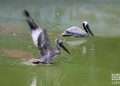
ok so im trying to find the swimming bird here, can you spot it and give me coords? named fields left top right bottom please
left=23, top=10, right=70, bottom=64
left=62, top=21, right=94, bottom=37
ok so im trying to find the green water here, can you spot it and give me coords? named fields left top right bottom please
left=0, top=36, right=120, bottom=86
left=0, top=0, right=120, bottom=86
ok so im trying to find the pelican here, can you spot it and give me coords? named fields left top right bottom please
left=23, top=10, right=70, bottom=64
left=62, top=21, right=94, bottom=37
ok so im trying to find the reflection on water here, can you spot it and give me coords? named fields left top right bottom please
left=82, top=45, right=87, bottom=55
left=87, top=42, right=97, bottom=85
left=29, top=66, right=64, bottom=86
left=67, top=39, right=87, bottom=46
left=31, top=76, right=37, bottom=86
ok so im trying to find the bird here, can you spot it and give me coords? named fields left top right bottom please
left=62, top=21, right=94, bottom=37
left=23, top=10, right=71, bottom=64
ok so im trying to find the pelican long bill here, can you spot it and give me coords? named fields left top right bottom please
left=59, top=42, right=71, bottom=55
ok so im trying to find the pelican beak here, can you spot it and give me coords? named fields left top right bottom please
left=83, top=22, right=94, bottom=36
left=86, top=24, right=94, bottom=36
left=59, top=42, right=71, bottom=54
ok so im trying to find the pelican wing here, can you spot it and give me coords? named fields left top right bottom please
left=23, top=10, right=38, bottom=29
left=38, top=28, right=51, bottom=56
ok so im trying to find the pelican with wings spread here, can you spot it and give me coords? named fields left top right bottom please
left=23, top=10, right=70, bottom=64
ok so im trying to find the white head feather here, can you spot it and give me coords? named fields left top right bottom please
left=82, top=21, right=88, bottom=26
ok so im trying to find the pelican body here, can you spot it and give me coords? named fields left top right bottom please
left=62, top=21, right=94, bottom=37
left=23, top=10, right=70, bottom=64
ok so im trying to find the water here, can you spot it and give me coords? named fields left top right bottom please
left=0, top=36, right=120, bottom=86
left=0, top=0, right=120, bottom=86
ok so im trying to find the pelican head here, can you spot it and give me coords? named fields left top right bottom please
left=82, top=21, right=88, bottom=26
left=82, top=21, right=94, bottom=36
left=56, top=38, right=71, bottom=55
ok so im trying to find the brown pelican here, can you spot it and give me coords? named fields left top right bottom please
left=23, top=10, right=70, bottom=64
left=62, top=21, right=94, bottom=37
